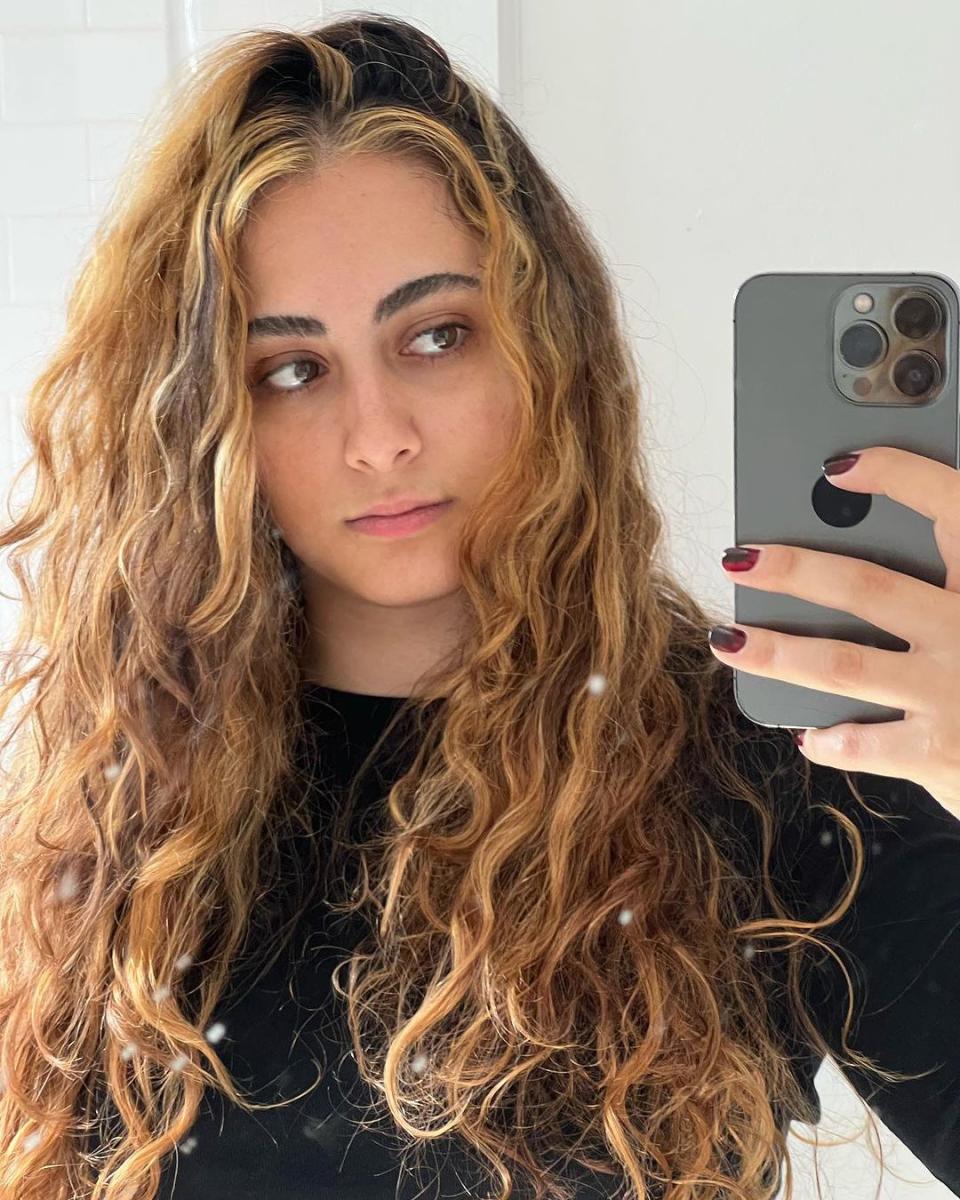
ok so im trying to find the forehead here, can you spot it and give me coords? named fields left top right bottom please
left=238, top=156, right=482, bottom=294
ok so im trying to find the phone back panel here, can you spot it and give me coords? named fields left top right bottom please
left=732, top=272, right=957, bottom=730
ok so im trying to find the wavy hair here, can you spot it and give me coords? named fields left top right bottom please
left=0, top=12, right=929, bottom=1200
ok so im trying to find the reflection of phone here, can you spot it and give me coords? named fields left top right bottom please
left=731, top=272, right=958, bottom=732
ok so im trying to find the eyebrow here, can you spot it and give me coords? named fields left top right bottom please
left=246, top=271, right=482, bottom=343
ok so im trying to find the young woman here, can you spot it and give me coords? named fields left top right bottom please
left=0, top=14, right=957, bottom=1200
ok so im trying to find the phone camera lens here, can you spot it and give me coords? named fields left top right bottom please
left=892, top=351, right=940, bottom=398
left=839, top=321, right=886, bottom=369
left=834, top=283, right=946, bottom=407
left=892, top=293, right=942, bottom=340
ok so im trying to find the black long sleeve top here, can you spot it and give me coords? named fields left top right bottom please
left=156, top=679, right=960, bottom=1198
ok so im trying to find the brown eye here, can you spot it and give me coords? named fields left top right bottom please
left=253, top=322, right=473, bottom=397
left=256, top=358, right=322, bottom=395
left=403, top=322, right=472, bottom=362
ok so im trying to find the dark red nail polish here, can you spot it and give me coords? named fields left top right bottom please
left=822, top=452, right=860, bottom=476
left=722, top=547, right=760, bottom=571
left=708, top=625, right=747, bottom=652
left=793, top=731, right=806, bottom=747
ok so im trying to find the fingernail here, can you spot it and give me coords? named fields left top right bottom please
left=722, top=547, right=761, bottom=571
left=708, top=625, right=748, bottom=653
left=822, top=452, right=860, bottom=476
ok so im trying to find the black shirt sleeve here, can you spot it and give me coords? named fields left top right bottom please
left=780, top=759, right=960, bottom=1195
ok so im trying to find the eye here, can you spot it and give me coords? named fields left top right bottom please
left=252, top=322, right=473, bottom=396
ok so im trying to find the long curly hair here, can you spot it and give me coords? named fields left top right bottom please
left=0, top=13, right=927, bottom=1200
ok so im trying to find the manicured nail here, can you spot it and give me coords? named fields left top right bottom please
left=708, top=625, right=747, bottom=653
left=722, top=547, right=761, bottom=571
left=822, top=452, right=860, bottom=476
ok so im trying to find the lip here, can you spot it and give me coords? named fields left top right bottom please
left=351, top=497, right=447, bottom=520
left=347, top=500, right=453, bottom=537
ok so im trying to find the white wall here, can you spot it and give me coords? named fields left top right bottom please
left=0, top=2, right=954, bottom=1196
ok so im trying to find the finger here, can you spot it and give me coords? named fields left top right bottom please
left=730, top=542, right=952, bottom=651
left=824, top=446, right=960, bottom=595
left=823, top=444, right=960, bottom=527
left=795, top=712, right=934, bottom=793
left=708, top=623, right=936, bottom=714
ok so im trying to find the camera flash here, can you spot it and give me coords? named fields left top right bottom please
left=853, top=292, right=874, bottom=314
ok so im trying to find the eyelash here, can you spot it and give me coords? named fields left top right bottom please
left=253, top=322, right=473, bottom=396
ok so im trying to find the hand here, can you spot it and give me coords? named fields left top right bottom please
left=707, top=446, right=960, bottom=822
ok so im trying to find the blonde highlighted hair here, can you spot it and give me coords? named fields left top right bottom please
left=0, top=12, right=925, bottom=1199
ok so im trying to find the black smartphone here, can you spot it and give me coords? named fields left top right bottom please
left=731, top=272, right=958, bottom=731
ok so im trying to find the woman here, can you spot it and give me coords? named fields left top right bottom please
left=0, top=14, right=957, bottom=1200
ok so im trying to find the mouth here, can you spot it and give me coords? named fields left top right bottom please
left=347, top=500, right=454, bottom=537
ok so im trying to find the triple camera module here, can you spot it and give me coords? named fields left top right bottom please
left=835, top=284, right=947, bottom=405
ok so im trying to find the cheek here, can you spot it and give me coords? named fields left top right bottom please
left=446, top=349, right=519, bottom=437
left=438, top=406, right=509, bottom=485
left=473, top=385, right=521, bottom=462
left=253, top=423, right=325, bottom=526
